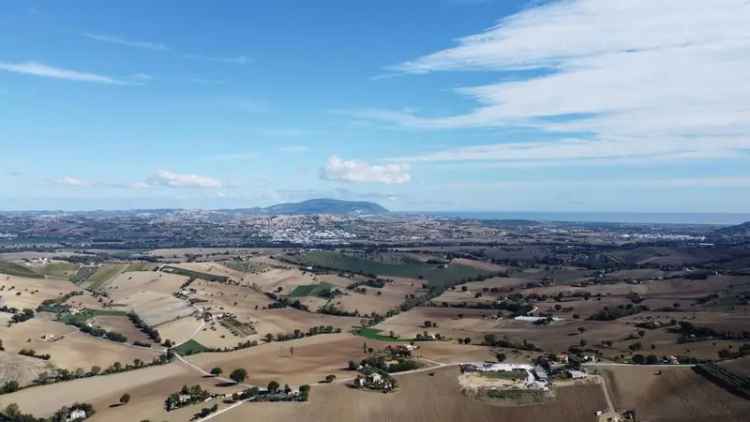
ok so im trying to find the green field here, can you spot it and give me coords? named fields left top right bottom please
left=289, top=282, right=335, bottom=298
left=161, top=265, right=229, bottom=282
left=38, top=262, right=79, bottom=279
left=291, top=251, right=491, bottom=287
left=0, top=261, right=44, bottom=278
left=85, top=264, right=127, bottom=290
left=171, top=339, right=210, bottom=356
left=354, top=327, right=414, bottom=342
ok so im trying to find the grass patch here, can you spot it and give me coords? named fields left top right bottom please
left=291, top=251, right=491, bottom=288
left=0, top=261, right=44, bottom=278
left=171, top=339, right=210, bottom=356
left=289, top=282, right=335, bottom=298
left=59, top=308, right=128, bottom=325
left=86, top=264, right=127, bottom=290
left=38, top=262, right=79, bottom=279
left=354, top=327, right=414, bottom=342
left=161, top=265, right=229, bottom=283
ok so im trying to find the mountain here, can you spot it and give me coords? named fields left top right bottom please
left=713, top=221, right=750, bottom=238
left=262, top=198, right=389, bottom=215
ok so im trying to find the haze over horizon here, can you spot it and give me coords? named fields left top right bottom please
left=2, top=1, right=749, bottom=213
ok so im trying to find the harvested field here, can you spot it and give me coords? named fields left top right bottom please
left=90, top=314, right=151, bottom=344
left=103, top=271, right=193, bottom=326
left=0, top=317, right=157, bottom=381
left=0, top=274, right=80, bottom=309
left=0, top=361, right=244, bottom=422
left=212, top=366, right=607, bottom=422
left=187, top=333, right=391, bottom=385
left=158, top=316, right=203, bottom=346
left=329, top=278, right=422, bottom=315
left=601, top=365, right=750, bottom=421
left=0, top=350, right=55, bottom=387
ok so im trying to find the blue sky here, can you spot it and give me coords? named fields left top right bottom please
left=1, top=0, right=749, bottom=212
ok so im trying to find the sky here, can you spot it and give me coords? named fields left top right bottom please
left=1, top=0, right=749, bottom=212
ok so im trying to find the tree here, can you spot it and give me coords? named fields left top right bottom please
left=229, top=368, right=247, bottom=384
left=463, top=337, right=471, bottom=344
left=1, top=380, right=19, bottom=394
left=267, top=380, right=280, bottom=392
left=210, top=367, right=223, bottom=377
left=495, top=353, right=506, bottom=362
left=632, top=354, right=645, bottom=364
left=120, top=393, right=131, bottom=405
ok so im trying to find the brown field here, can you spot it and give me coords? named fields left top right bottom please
left=0, top=274, right=79, bottom=309
left=90, top=314, right=152, bottom=344
left=0, top=316, right=157, bottom=383
left=601, top=365, right=750, bottom=422
left=0, top=350, right=55, bottom=387
left=452, top=258, right=508, bottom=272
left=213, top=366, right=608, bottom=422
left=187, top=333, right=389, bottom=385
left=103, top=271, right=194, bottom=326
left=329, top=278, right=422, bottom=315
left=157, top=316, right=204, bottom=346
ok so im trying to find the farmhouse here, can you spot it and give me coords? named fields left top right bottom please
left=65, top=409, right=87, bottom=422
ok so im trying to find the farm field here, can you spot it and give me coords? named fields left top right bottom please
left=601, top=365, right=750, bottom=421
left=0, top=274, right=80, bottom=309
left=213, top=366, right=608, bottom=422
left=0, top=316, right=157, bottom=384
left=289, top=251, right=494, bottom=287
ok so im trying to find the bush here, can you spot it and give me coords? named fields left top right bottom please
left=229, top=368, right=247, bottom=384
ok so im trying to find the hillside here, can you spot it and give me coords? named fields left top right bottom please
left=714, top=221, right=750, bottom=238
left=262, top=198, right=388, bottom=215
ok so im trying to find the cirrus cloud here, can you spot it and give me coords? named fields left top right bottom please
left=0, top=61, right=126, bottom=84
left=366, top=0, right=750, bottom=164
left=321, top=156, right=411, bottom=184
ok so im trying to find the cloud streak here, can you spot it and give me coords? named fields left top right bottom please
left=84, top=33, right=168, bottom=51
left=0, top=61, right=126, bottom=84
left=367, top=0, right=750, bottom=164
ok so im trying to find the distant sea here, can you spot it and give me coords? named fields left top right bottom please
left=401, top=211, right=750, bottom=225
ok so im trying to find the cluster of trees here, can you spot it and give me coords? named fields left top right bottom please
left=30, top=354, right=172, bottom=388
left=589, top=304, right=648, bottom=321
left=18, top=348, right=50, bottom=360
left=191, top=404, right=218, bottom=420
left=165, top=385, right=211, bottom=411
left=671, top=321, right=750, bottom=343
left=318, top=303, right=358, bottom=317
left=357, top=354, right=419, bottom=374
left=35, top=291, right=83, bottom=313
left=10, top=308, right=35, bottom=325
left=1, top=402, right=94, bottom=422
left=482, top=334, right=542, bottom=352
left=346, top=278, right=387, bottom=290
left=127, top=312, right=161, bottom=343
left=59, top=312, right=128, bottom=343
left=262, top=325, right=342, bottom=343
left=231, top=382, right=309, bottom=402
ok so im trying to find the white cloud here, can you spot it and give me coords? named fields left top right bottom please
left=84, top=33, right=168, bottom=51
left=146, top=170, right=223, bottom=189
left=0, top=61, right=126, bottom=84
left=56, top=176, right=93, bottom=187
left=371, top=0, right=750, bottom=163
left=321, top=156, right=411, bottom=184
